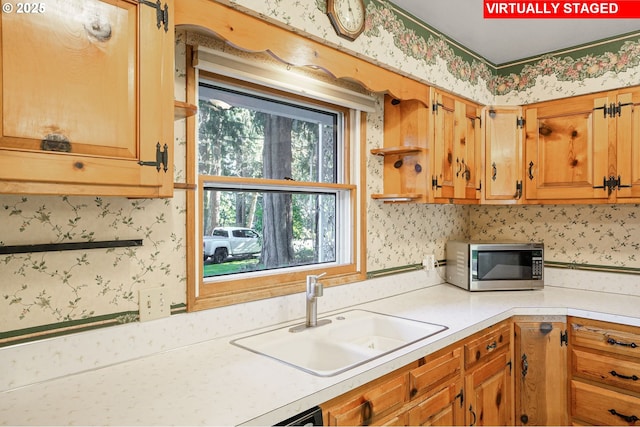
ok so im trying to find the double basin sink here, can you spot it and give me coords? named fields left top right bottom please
left=231, top=310, right=447, bottom=376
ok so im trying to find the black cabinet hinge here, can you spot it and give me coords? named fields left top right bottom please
left=613, top=101, right=634, bottom=117
left=560, top=330, right=568, bottom=346
left=593, top=175, right=630, bottom=195
left=140, top=0, right=169, bottom=32
left=432, top=102, right=443, bottom=114
left=432, top=176, right=442, bottom=189
left=514, top=180, right=523, bottom=199
left=139, top=142, right=169, bottom=172
left=594, top=102, right=634, bottom=118
left=516, top=116, right=525, bottom=128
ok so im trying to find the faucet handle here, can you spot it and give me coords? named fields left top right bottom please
left=306, top=272, right=327, bottom=296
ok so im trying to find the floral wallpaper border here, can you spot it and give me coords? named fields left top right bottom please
left=324, top=0, right=640, bottom=99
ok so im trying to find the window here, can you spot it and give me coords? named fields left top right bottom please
left=190, top=62, right=367, bottom=308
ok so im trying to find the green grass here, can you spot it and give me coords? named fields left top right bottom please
left=203, top=257, right=261, bottom=277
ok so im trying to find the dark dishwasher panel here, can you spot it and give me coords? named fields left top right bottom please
left=274, top=406, right=323, bottom=426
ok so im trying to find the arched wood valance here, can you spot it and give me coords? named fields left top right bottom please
left=174, top=0, right=431, bottom=106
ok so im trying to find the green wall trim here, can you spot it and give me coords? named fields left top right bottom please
left=545, top=261, right=640, bottom=275
left=0, top=303, right=187, bottom=348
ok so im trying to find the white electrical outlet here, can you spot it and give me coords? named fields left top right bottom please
left=139, top=287, right=171, bottom=322
left=422, top=254, right=435, bottom=271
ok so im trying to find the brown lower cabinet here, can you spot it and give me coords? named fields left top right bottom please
left=321, top=316, right=640, bottom=426
left=514, top=318, right=568, bottom=426
left=569, top=317, right=640, bottom=425
left=321, top=319, right=513, bottom=426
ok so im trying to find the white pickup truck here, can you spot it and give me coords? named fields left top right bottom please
left=203, top=227, right=262, bottom=263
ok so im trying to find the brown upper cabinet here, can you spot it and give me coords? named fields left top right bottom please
left=523, top=87, right=640, bottom=204
left=431, top=89, right=482, bottom=204
left=374, top=89, right=482, bottom=204
left=483, top=106, right=524, bottom=204
left=0, top=0, right=174, bottom=197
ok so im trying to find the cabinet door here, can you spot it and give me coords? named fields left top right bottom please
left=432, top=91, right=481, bottom=202
left=514, top=321, right=568, bottom=426
left=615, top=88, right=640, bottom=200
left=408, top=378, right=465, bottom=426
left=432, top=91, right=456, bottom=199
left=0, top=0, right=173, bottom=197
left=484, top=107, right=523, bottom=203
left=524, top=93, right=610, bottom=202
left=453, top=100, right=481, bottom=201
left=465, top=350, right=513, bottom=426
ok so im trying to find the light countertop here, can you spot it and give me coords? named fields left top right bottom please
left=1, top=283, right=640, bottom=426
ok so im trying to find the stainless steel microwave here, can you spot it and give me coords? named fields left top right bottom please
left=446, top=241, right=544, bottom=291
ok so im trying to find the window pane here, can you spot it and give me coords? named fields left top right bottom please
left=198, top=82, right=338, bottom=183
left=203, top=189, right=337, bottom=278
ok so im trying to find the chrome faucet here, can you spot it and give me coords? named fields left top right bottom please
left=290, top=273, right=331, bottom=332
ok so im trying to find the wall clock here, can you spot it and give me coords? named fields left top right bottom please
left=326, top=0, right=366, bottom=41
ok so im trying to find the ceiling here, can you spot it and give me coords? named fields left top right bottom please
left=389, top=0, right=640, bottom=65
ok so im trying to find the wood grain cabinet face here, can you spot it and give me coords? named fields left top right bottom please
left=569, top=317, right=640, bottom=426
left=464, top=322, right=513, bottom=427
left=0, top=0, right=174, bottom=197
left=483, top=107, right=523, bottom=204
left=514, top=321, right=568, bottom=426
left=615, top=88, right=640, bottom=201
left=407, top=378, right=465, bottom=426
left=431, top=90, right=481, bottom=203
left=323, top=374, right=407, bottom=426
left=523, top=88, right=640, bottom=203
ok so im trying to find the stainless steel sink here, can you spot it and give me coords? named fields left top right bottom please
left=231, top=310, right=447, bottom=376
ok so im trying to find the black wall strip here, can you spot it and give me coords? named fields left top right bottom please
left=0, top=239, right=143, bottom=255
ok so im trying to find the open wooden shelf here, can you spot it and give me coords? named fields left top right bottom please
left=371, top=193, right=424, bottom=202
left=174, top=100, right=197, bottom=120
left=370, top=146, right=425, bottom=156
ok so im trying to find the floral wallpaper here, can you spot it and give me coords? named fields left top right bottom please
left=470, top=204, right=640, bottom=268
left=0, top=194, right=187, bottom=340
left=1, top=0, right=640, bottom=345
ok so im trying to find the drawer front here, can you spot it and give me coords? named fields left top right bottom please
left=465, top=323, right=511, bottom=368
left=407, top=379, right=464, bottom=426
left=326, top=375, right=406, bottom=425
left=572, top=348, right=640, bottom=393
left=409, top=347, right=462, bottom=400
left=571, top=319, right=640, bottom=359
left=571, top=380, right=640, bottom=425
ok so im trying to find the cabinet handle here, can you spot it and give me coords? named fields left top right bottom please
left=528, top=161, right=534, bottom=180
left=491, top=162, right=497, bottom=181
left=521, top=354, right=529, bottom=378
left=608, top=409, right=639, bottom=423
left=455, top=389, right=464, bottom=407
left=610, top=370, right=639, bottom=381
left=469, top=404, right=477, bottom=426
left=362, top=400, right=373, bottom=425
left=607, top=337, right=638, bottom=348
left=486, top=341, right=497, bottom=351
